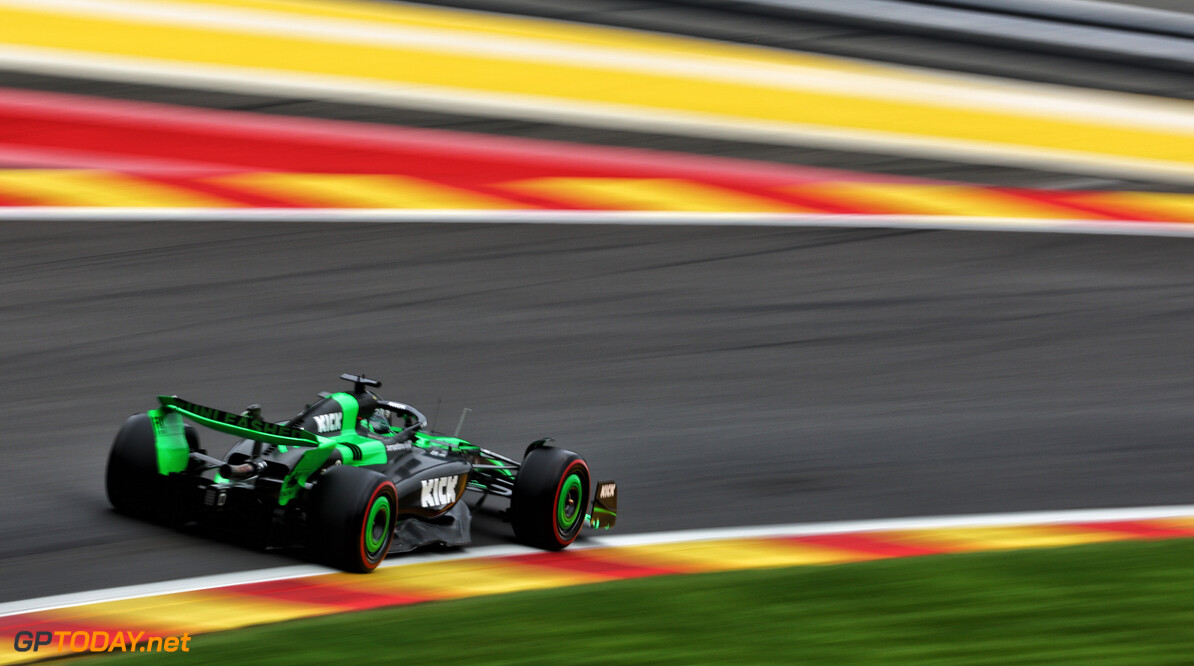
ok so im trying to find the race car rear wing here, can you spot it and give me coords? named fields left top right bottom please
left=151, top=396, right=337, bottom=506
left=155, top=395, right=322, bottom=448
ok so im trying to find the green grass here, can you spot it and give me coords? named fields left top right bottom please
left=98, top=538, right=1194, bottom=665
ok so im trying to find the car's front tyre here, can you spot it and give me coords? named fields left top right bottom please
left=511, top=446, right=591, bottom=550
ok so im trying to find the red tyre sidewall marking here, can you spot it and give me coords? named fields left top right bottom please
left=551, top=460, right=590, bottom=547
left=358, top=480, right=397, bottom=570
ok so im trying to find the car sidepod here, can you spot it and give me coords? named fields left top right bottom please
left=373, top=450, right=473, bottom=553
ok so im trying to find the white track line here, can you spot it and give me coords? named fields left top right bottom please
left=3, top=503, right=1193, bottom=617
left=0, top=209, right=1192, bottom=238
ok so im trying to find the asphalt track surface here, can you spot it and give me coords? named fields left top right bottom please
left=2, top=219, right=1194, bottom=602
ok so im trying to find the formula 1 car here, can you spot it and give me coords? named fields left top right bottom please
left=105, top=374, right=617, bottom=572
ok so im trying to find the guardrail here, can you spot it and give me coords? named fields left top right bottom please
left=659, top=0, right=1194, bottom=72
left=916, top=0, right=1194, bottom=38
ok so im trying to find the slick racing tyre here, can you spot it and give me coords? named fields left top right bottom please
left=511, top=447, right=591, bottom=550
left=105, top=413, right=175, bottom=523
left=306, top=466, right=397, bottom=573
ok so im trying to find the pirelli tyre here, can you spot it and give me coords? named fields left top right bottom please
left=306, top=465, right=397, bottom=573
left=105, top=413, right=176, bottom=523
left=511, top=447, right=591, bottom=550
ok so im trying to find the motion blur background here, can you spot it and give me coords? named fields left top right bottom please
left=1, top=0, right=1193, bottom=612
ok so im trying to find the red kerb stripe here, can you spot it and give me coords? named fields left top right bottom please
left=232, top=579, right=430, bottom=610
left=503, top=550, right=681, bottom=579
left=786, top=533, right=947, bottom=558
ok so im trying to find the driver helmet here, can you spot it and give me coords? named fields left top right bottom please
left=364, top=396, right=392, bottom=435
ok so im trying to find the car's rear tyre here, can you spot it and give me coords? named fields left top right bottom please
left=511, top=447, right=590, bottom=550
left=306, top=465, right=397, bottom=572
left=106, top=413, right=173, bottom=522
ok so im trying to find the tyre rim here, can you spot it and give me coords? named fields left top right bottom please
left=557, top=472, right=584, bottom=535
left=364, top=495, right=392, bottom=557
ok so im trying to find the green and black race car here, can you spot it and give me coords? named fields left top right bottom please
left=105, top=374, right=617, bottom=572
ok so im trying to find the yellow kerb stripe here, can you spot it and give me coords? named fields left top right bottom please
left=0, top=645, right=41, bottom=666
left=97, top=0, right=987, bottom=79
left=0, top=170, right=232, bottom=207
left=214, top=173, right=523, bottom=209
left=329, top=559, right=602, bottom=600
left=879, top=525, right=1131, bottom=553
left=786, top=183, right=1094, bottom=219
left=597, top=539, right=876, bottom=574
left=1153, top=517, right=1194, bottom=531
left=504, top=177, right=813, bottom=212
left=1069, top=191, right=1194, bottom=223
